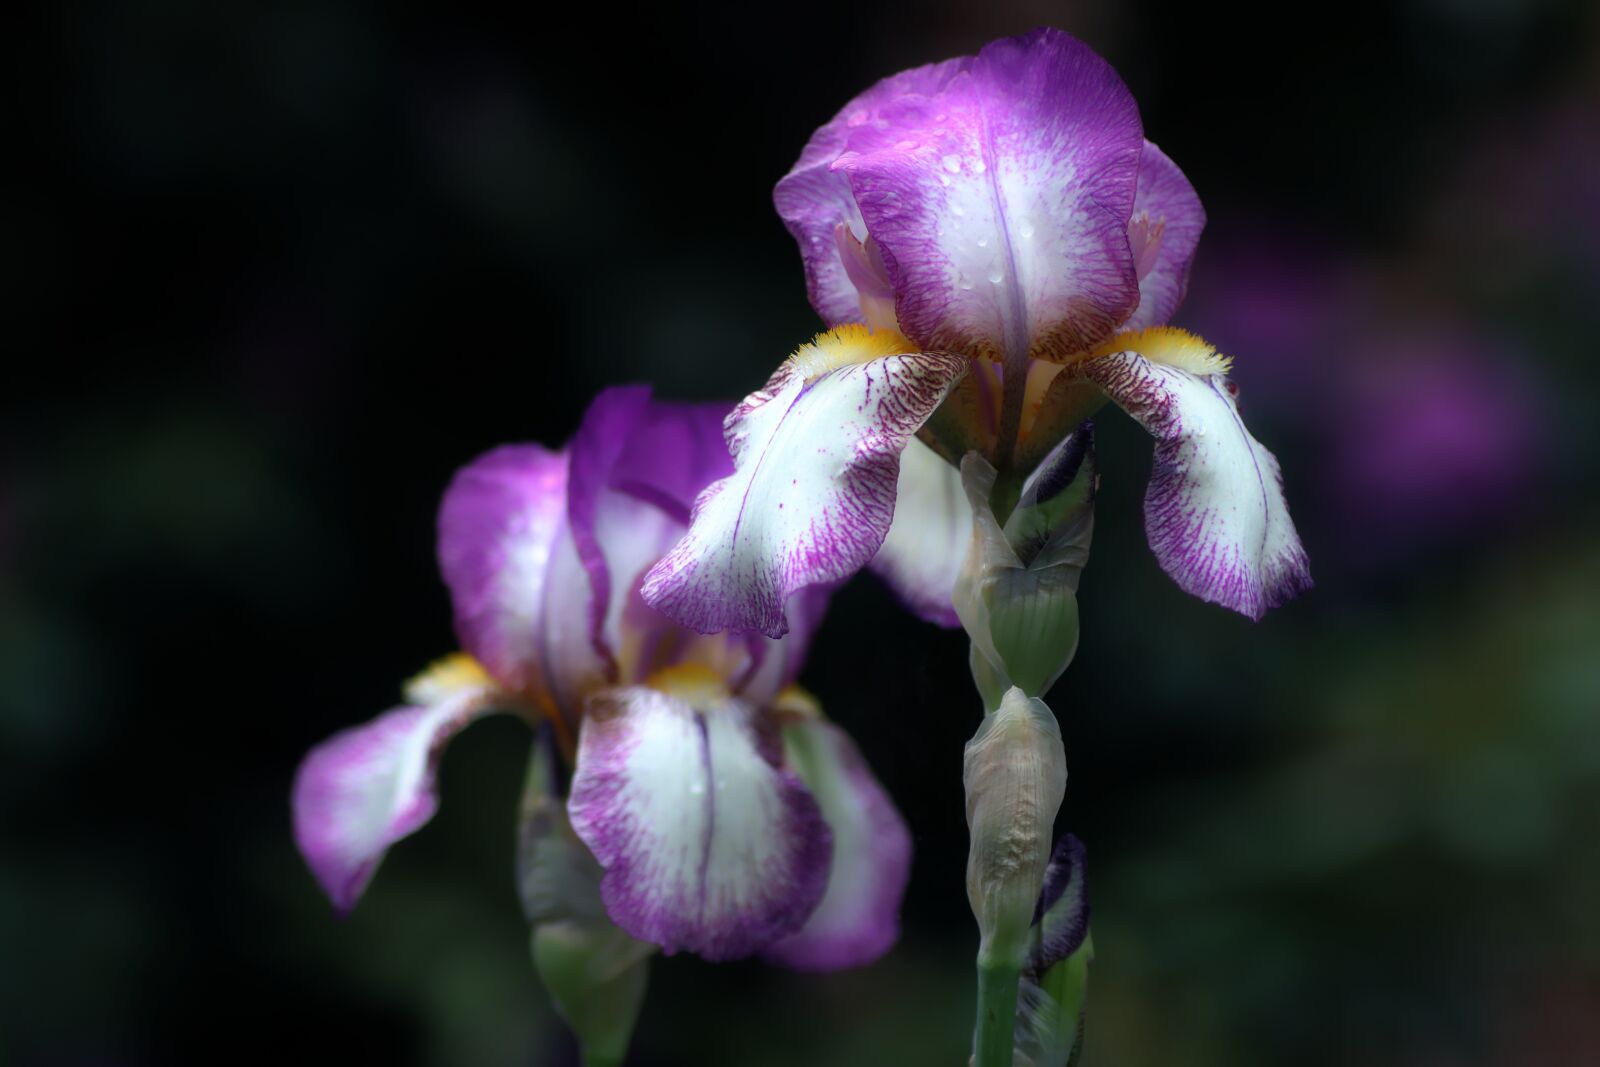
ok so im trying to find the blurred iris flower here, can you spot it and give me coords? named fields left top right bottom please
left=292, top=386, right=911, bottom=967
left=641, top=28, right=1310, bottom=636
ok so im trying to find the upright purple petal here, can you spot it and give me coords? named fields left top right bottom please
left=567, top=387, right=732, bottom=678
left=292, top=683, right=496, bottom=915
left=437, top=445, right=601, bottom=719
left=642, top=327, right=968, bottom=638
left=820, top=29, right=1144, bottom=367
left=775, top=58, right=969, bottom=327
left=764, top=706, right=912, bottom=971
left=1122, top=140, right=1206, bottom=331
left=567, top=681, right=831, bottom=961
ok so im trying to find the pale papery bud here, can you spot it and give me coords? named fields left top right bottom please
left=964, top=687, right=1068, bottom=966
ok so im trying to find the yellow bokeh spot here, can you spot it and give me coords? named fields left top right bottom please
left=786, top=323, right=916, bottom=382
left=1089, top=326, right=1234, bottom=376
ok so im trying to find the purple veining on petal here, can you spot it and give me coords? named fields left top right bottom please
left=1079, top=351, right=1312, bottom=619
left=291, top=688, right=494, bottom=916
left=567, top=686, right=832, bottom=961
left=642, top=349, right=968, bottom=639
left=1030, top=833, right=1089, bottom=973
left=1122, top=140, right=1206, bottom=331
left=764, top=717, right=913, bottom=971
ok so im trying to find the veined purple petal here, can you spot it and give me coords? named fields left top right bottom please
left=437, top=445, right=601, bottom=719
left=641, top=328, right=968, bottom=639
left=567, top=387, right=733, bottom=679
left=870, top=437, right=968, bottom=627
left=818, top=29, right=1144, bottom=367
left=1076, top=332, right=1312, bottom=618
left=292, top=684, right=496, bottom=915
left=567, top=682, right=831, bottom=961
left=765, top=708, right=912, bottom=971
left=1122, top=140, right=1206, bottom=331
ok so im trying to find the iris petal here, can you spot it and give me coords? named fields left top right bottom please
left=779, top=28, right=1145, bottom=367
left=1122, top=140, right=1206, bottom=332
left=437, top=444, right=600, bottom=720
left=292, top=681, right=497, bottom=915
left=567, top=386, right=733, bottom=678
left=642, top=327, right=967, bottom=638
left=567, top=683, right=831, bottom=961
left=764, top=696, right=913, bottom=971
left=870, top=437, right=969, bottom=627
left=1074, top=332, right=1312, bottom=618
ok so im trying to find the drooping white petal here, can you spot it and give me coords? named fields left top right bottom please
left=1074, top=330, right=1311, bottom=618
left=870, top=437, right=969, bottom=626
left=642, top=326, right=967, bottom=639
left=292, top=671, right=498, bottom=915
left=566, top=679, right=831, bottom=961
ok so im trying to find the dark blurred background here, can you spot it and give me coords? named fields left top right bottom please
left=5, top=1, right=1598, bottom=1064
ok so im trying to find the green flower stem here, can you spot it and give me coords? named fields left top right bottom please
left=974, top=954, right=1022, bottom=1067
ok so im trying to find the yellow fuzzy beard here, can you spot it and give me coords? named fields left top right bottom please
left=1088, top=326, right=1234, bottom=375
left=403, top=652, right=492, bottom=704
left=786, top=323, right=916, bottom=382
left=645, top=662, right=732, bottom=708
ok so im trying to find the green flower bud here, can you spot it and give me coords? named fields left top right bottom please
left=954, top=430, right=1095, bottom=699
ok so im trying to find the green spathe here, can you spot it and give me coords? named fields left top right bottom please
left=953, top=430, right=1095, bottom=700
left=533, top=922, right=651, bottom=1067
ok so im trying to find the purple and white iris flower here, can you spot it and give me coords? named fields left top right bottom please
left=292, top=386, right=911, bottom=969
left=641, top=28, right=1311, bottom=638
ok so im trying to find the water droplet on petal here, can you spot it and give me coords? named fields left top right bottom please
left=976, top=236, right=988, bottom=248
left=988, top=268, right=1004, bottom=284
left=1018, top=219, right=1035, bottom=239
left=942, top=154, right=962, bottom=174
